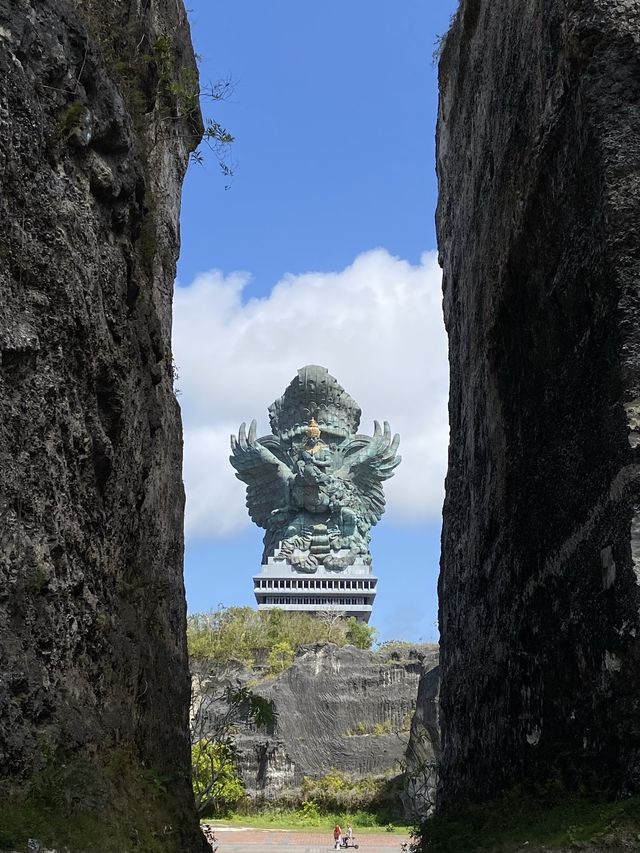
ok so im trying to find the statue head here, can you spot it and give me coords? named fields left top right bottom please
left=268, top=365, right=361, bottom=442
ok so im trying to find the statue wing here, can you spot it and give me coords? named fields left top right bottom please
left=335, top=421, right=401, bottom=526
left=230, top=420, right=294, bottom=528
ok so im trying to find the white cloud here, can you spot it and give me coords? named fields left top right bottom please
left=173, top=248, right=449, bottom=539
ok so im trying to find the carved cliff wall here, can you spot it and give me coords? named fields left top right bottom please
left=402, top=664, right=440, bottom=820
left=437, top=0, right=640, bottom=806
left=0, top=0, right=204, bottom=847
left=193, top=643, right=439, bottom=804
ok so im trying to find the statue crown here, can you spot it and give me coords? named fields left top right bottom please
left=268, top=365, right=361, bottom=442
left=306, top=418, right=321, bottom=440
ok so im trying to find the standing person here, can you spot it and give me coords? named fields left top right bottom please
left=334, top=823, right=342, bottom=849
left=346, top=823, right=353, bottom=841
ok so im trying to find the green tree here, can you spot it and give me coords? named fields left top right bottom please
left=345, top=617, right=377, bottom=649
left=191, top=682, right=275, bottom=816
left=191, top=740, right=245, bottom=814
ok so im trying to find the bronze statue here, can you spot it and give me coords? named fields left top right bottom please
left=230, top=365, right=401, bottom=572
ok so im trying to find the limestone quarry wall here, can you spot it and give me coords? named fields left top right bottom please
left=437, top=0, right=640, bottom=806
left=193, top=643, right=439, bottom=803
left=403, top=663, right=440, bottom=819
left=0, top=0, right=203, bottom=846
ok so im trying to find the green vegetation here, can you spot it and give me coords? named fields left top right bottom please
left=0, top=749, right=185, bottom=852
left=345, top=718, right=395, bottom=736
left=431, top=9, right=459, bottom=67
left=299, top=770, right=401, bottom=815
left=80, top=12, right=233, bottom=177
left=400, top=709, right=414, bottom=732
left=57, top=99, right=87, bottom=140
left=150, top=32, right=234, bottom=172
left=192, top=740, right=245, bottom=815
left=208, top=810, right=411, bottom=833
left=191, top=685, right=275, bottom=817
left=187, top=606, right=377, bottom=668
left=415, top=787, right=640, bottom=852
left=345, top=617, right=379, bottom=649
left=202, top=770, right=407, bottom=829
left=268, top=639, right=295, bottom=674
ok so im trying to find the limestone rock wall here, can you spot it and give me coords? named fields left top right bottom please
left=437, top=0, right=640, bottom=806
left=402, top=665, right=440, bottom=820
left=194, top=643, right=439, bottom=802
left=0, top=0, right=204, bottom=846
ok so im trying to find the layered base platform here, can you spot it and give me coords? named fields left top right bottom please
left=253, top=557, right=377, bottom=623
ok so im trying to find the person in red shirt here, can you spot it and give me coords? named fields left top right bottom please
left=334, top=824, right=342, bottom=849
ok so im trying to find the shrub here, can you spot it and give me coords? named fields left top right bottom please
left=345, top=617, right=377, bottom=649
left=299, top=771, right=402, bottom=817
left=268, top=640, right=295, bottom=674
left=298, top=799, right=321, bottom=821
left=187, top=606, right=377, bottom=667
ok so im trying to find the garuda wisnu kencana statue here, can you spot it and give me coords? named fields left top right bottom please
left=230, top=365, right=401, bottom=572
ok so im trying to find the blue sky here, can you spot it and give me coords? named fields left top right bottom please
left=174, top=0, right=458, bottom=643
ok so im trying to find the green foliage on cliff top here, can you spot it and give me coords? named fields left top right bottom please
left=416, top=787, right=640, bottom=852
left=187, top=606, right=377, bottom=667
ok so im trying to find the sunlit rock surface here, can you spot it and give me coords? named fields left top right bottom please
left=437, top=0, right=640, bottom=807
left=194, top=643, right=439, bottom=802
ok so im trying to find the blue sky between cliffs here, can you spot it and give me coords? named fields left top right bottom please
left=173, top=0, right=459, bottom=643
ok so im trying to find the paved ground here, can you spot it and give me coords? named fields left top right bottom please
left=203, top=826, right=411, bottom=853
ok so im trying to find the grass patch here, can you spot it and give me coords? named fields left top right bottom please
left=206, top=810, right=411, bottom=834
left=416, top=787, right=640, bottom=852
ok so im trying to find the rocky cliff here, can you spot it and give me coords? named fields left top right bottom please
left=194, top=643, right=439, bottom=804
left=402, top=664, right=440, bottom=820
left=437, top=0, right=640, bottom=808
left=0, top=0, right=204, bottom=848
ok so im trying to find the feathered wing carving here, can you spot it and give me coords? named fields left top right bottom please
left=334, top=420, right=401, bottom=527
left=230, top=420, right=294, bottom=528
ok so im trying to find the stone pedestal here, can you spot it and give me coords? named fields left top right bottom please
left=253, top=557, right=377, bottom=623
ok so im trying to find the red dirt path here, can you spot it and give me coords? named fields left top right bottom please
left=204, top=826, right=411, bottom=853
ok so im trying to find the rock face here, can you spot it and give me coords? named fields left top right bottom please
left=402, top=665, right=440, bottom=820
left=195, top=643, right=439, bottom=802
left=0, top=0, right=204, bottom=847
left=437, top=0, right=640, bottom=806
